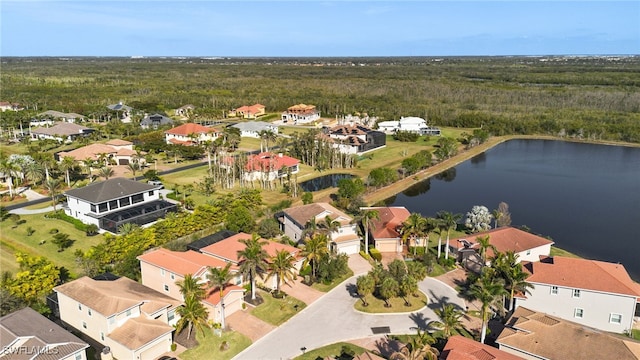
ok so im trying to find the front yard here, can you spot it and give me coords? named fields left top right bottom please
left=354, top=290, right=428, bottom=314
left=249, top=290, right=307, bottom=326
left=179, top=329, right=251, bottom=360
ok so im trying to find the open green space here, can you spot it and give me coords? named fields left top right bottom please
left=249, top=290, right=307, bottom=326
left=355, top=290, right=428, bottom=314
left=311, top=269, right=354, bottom=293
left=179, top=329, right=252, bottom=360
left=293, top=342, right=368, bottom=360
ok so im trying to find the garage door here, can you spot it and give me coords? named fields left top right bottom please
left=337, top=242, right=360, bottom=255
left=376, top=240, right=398, bottom=253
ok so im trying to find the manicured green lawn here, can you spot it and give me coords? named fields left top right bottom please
left=179, top=329, right=251, bottom=360
left=632, top=329, right=640, bottom=340
left=550, top=246, right=580, bottom=258
left=354, top=291, right=428, bottom=313
left=249, top=290, right=307, bottom=326
left=311, top=269, right=354, bottom=292
left=294, top=342, right=368, bottom=360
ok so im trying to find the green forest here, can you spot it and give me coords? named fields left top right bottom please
left=1, top=55, right=639, bottom=142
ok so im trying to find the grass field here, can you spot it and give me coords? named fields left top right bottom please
left=293, top=342, right=368, bottom=360
left=179, top=329, right=251, bottom=360
left=354, top=290, right=428, bottom=313
left=249, top=290, right=307, bottom=326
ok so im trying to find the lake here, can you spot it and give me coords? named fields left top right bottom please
left=385, top=140, right=640, bottom=281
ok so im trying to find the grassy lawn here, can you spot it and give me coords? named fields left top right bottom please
left=311, top=269, right=354, bottom=292
left=632, top=329, right=640, bottom=340
left=249, top=290, right=307, bottom=326
left=550, top=246, right=581, bottom=258
left=354, top=291, right=428, bottom=313
left=179, top=329, right=251, bottom=360
left=0, top=213, right=103, bottom=275
left=294, top=342, right=368, bottom=360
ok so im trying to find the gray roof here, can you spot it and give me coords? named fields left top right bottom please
left=64, top=177, right=156, bottom=203
left=107, top=103, right=133, bottom=111
left=38, top=110, right=85, bottom=119
left=140, top=113, right=173, bottom=126
left=31, top=122, right=93, bottom=137
left=1, top=307, right=88, bottom=359
left=231, top=121, right=278, bottom=133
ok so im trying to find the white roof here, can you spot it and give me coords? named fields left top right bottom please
left=399, top=116, right=426, bottom=124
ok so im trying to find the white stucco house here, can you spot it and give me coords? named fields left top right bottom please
left=377, top=116, right=441, bottom=135
left=231, top=121, right=279, bottom=138
left=242, top=152, right=300, bottom=182
left=164, top=123, right=220, bottom=146
left=281, top=104, right=321, bottom=124
left=323, top=125, right=387, bottom=155
left=514, top=256, right=640, bottom=334
left=63, top=178, right=177, bottom=233
left=278, top=203, right=361, bottom=255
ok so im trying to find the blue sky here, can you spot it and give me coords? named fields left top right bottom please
left=2, top=1, right=638, bottom=56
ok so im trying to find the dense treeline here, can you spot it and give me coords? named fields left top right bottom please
left=2, top=56, right=639, bottom=142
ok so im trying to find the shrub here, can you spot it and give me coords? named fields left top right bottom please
left=26, top=227, right=35, bottom=236
left=49, top=228, right=59, bottom=234
left=393, top=130, right=420, bottom=142
left=408, top=246, right=426, bottom=256
left=85, top=224, right=99, bottom=236
left=299, top=265, right=312, bottom=277
left=170, top=343, right=177, bottom=352
left=369, top=248, right=382, bottom=262
left=47, top=210, right=88, bottom=232
left=359, top=250, right=371, bottom=260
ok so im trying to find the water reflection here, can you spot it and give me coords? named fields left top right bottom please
left=402, top=178, right=432, bottom=197
left=299, top=173, right=355, bottom=192
left=434, top=167, right=457, bottom=182
left=470, top=152, right=486, bottom=165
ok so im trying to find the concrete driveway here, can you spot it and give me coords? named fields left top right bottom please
left=233, top=274, right=466, bottom=360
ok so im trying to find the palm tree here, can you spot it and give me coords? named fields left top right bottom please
left=117, top=222, right=140, bottom=235
left=237, top=234, right=268, bottom=301
left=435, top=212, right=449, bottom=258
left=476, top=235, right=496, bottom=265
left=359, top=209, right=379, bottom=255
left=207, top=263, right=234, bottom=330
left=83, top=158, right=96, bottom=180
left=468, top=272, right=508, bottom=343
left=44, top=177, right=62, bottom=211
left=267, top=249, right=296, bottom=293
left=0, top=156, right=18, bottom=198
left=25, top=162, right=44, bottom=187
left=175, top=295, right=209, bottom=340
left=398, top=275, right=418, bottom=306
left=301, top=217, right=319, bottom=240
left=493, top=251, right=533, bottom=311
left=302, top=233, right=328, bottom=279
left=390, top=328, right=439, bottom=360
left=319, top=215, right=340, bottom=238
left=356, top=274, right=375, bottom=306
left=98, top=167, right=114, bottom=180
left=438, top=211, right=463, bottom=260
left=127, top=161, right=140, bottom=180
left=176, top=273, right=206, bottom=301
left=379, top=277, right=399, bottom=308
left=261, top=129, right=277, bottom=152
left=429, top=304, right=465, bottom=338
left=59, top=156, right=76, bottom=187
left=401, top=213, right=426, bottom=254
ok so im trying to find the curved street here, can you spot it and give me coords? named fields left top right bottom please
left=233, top=274, right=466, bottom=360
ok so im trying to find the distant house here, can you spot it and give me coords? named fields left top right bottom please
left=377, top=116, right=441, bottom=135
left=229, top=104, right=266, bottom=119
left=54, top=276, right=181, bottom=360
left=364, top=206, right=411, bottom=253
left=441, top=335, right=523, bottom=360
left=106, top=102, right=133, bottom=123
left=231, top=121, right=279, bottom=138
left=324, top=124, right=386, bottom=155
left=0, top=101, right=23, bottom=111
left=164, top=123, right=220, bottom=146
left=63, top=177, right=177, bottom=233
left=514, top=256, right=640, bottom=333
left=496, top=307, right=640, bottom=360
left=1, top=307, right=90, bottom=360
left=57, top=139, right=143, bottom=166
left=138, top=248, right=244, bottom=324
left=448, top=227, right=554, bottom=267
left=243, top=152, right=300, bottom=182
left=140, top=113, right=173, bottom=129
left=278, top=203, right=361, bottom=255
left=30, top=122, right=94, bottom=143
left=281, top=104, right=320, bottom=124
left=174, top=104, right=195, bottom=117
left=37, top=110, right=85, bottom=123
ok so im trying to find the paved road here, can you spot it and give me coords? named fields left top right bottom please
left=233, top=275, right=466, bottom=360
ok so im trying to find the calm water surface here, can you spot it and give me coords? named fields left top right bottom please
left=385, top=140, right=640, bottom=280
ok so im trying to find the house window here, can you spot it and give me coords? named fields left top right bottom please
left=550, top=286, right=558, bottom=295
left=170, top=273, right=175, bottom=280
left=88, top=309, right=92, bottom=316
left=120, top=197, right=130, bottom=207
left=90, top=204, right=96, bottom=213
left=526, top=250, right=531, bottom=255
left=161, top=269, right=165, bottom=276
left=132, top=193, right=144, bottom=204
left=75, top=353, right=82, bottom=360
left=610, top=313, right=622, bottom=324
left=78, top=303, right=82, bottom=311
left=149, top=190, right=154, bottom=196
left=100, top=332, right=105, bottom=341
left=126, top=309, right=132, bottom=317
left=574, top=308, right=584, bottom=318
left=164, top=284, right=169, bottom=292
left=573, top=289, right=581, bottom=298
left=168, top=312, right=175, bottom=322
left=109, top=317, right=115, bottom=325
left=82, top=321, right=87, bottom=329
left=98, top=203, right=108, bottom=213
left=108, top=200, right=119, bottom=210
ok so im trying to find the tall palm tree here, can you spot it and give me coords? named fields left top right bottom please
left=175, top=295, right=209, bottom=340
left=356, top=274, right=375, bottom=306
left=207, top=263, right=234, bottom=330
left=267, top=249, right=296, bottom=293
left=493, top=251, right=533, bottom=311
left=435, top=212, right=449, bottom=258
left=319, top=215, right=340, bottom=238
left=25, top=161, right=44, bottom=187
left=82, top=158, right=96, bottom=180
left=98, top=167, right=114, bottom=180
left=302, top=233, right=328, bottom=279
left=438, top=211, right=463, bottom=259
left=176, top=273, right=206, bottom=301
left=127, top=161, right=140, bottom=180
left=44, top=177, right=62, bottom=211
left=262, top=129, right=277, bottom=152
left=0, top=156, right=18, bottom=198
left=59, top=156, right=76, bottom=187
left=476, top=235, right=496, bottom=265
left=468, top=272, right=508, bottom=343
left=401, top=213, right=426, bottom=253
left=359, top=209, right=379, bottom=255
left=301, top=217, right=319, bottom=241
left=429, top=304, right=465, bottom=338
left=390, top=328, right=439, bottom=360
left=237, top=234, right=268, bottom=301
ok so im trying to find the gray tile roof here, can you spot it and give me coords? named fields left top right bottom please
left=140, top=113, right=173, bottom=126
left=231, top=121, right=278, bottom=133
left=64, top=177, right=156, bottom=203
left=30, top=122, right=92, bottom=137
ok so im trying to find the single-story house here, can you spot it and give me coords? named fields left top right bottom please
left=175, top=104, right=195, bottom=117
left=57, top=139, right=143, bottom=166
left=0, top=101, right=23, bottom=111
left=364, top=206, right=411, bottom=253
left=229, top=104, right=266, bottom=119
left=38, top=110, right=85, bottom=123
left=164, top=123, right=220, bottom=146
left=106, top=102, right=133, bottom=123
left=63, top=177, right=177, bottom=233
left=1, top=307, right=90, bottom=360
left=231, top=121, right=279, bottom=138
left=377, top=116, right=441, bottom=135
left=496, top=307, right=640, bottom=360
left=30, top=122, right=94, bottom=143
left=281, top=104, right=320, bottom=124
left=54, top=276, right=181, bottom=360
left=440, top=335, right=523, bottom=360
left=323, top=124, right=387, bottom=155
left=140, top=113, right=173, bottom=129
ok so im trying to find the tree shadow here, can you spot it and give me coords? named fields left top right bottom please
left=374, top=336, right=403, bottom=358
left=428, top=290, right=466, bottom=312
left=409, top=312, right=430, bottom=330
left=345, top=283, right=360, bottom=299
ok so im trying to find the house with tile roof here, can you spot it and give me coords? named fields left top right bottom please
left=58, top=139, right=143, bottom=166
left=324, top=124, right=386, bottom=155
left=243, top=152, right=300, bottom=181
left=140, top=113, right=173, bottom=130
left=448, top=227, right=554, bottom=267
left=281, top=104, right=321, bottom=124
left=362, top=206, right=411, bottom=253
left=30, top=122, right=94, bottom=143
left=231, top=121, right=279, bottom=138
left=440, top=335, right=523, bottom=360
left=63, top=177, right=177, bottom=233
left=164, top=123, right=220, bottom=146
left=54, top=276, right=181, bottom=360
left=514, top=256, right=640, bottom=333
left=229, top=104, right=266, bottom=119
left=138, top=248, right=244, bottom=324
left=174, top=104, right=195, bottom=117
left=106, top=102, right=133, bottom=123
left=38, top=110, right=85, bottom=123
left=1, top=307, right=90, bottom=360
left=0, top=101, right=23, bottom=112
left=278, top=203, right=361, bottom=255
left=496, top=307, right=640, bottom=360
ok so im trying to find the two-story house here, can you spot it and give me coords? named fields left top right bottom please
left=324, top=125, right=386, bottom=155
left=137, top=248, right=245, bottom=324
left=54, top=276, right=181, bottom=360
left=1, top=307, right=90, bottom=360
left=377, top=116, right=441, bottom=135
left=363, top=206, right=411, bottom=253
left=281, top=104, right=320, bottom=124
left=164, top=123, right=220, bottom=146
left=278, top=203, right=361, bottom=255
left=514, top=256, right=640, bottom=333
left=243, top=152, right=300, bottom=182
left=63, top=178, right=177, bottom=233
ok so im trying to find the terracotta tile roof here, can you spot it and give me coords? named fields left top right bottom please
left=450, top=227, right=554, bottom=257
left=368, top=207, right=410, bottom=239
left=441, top=335, right=523, bottom=360
left=200, top=233, right=301, bottom=264
left=496, top=307, right=640, bottom=360
left=203, top=285, right=244, bottom=306
left=54, top=276, right=180, bottom=317
left=332, top=233, right=360, bottom=244
left=138, top=248, right=233, bottom=276
left=108, top=317, right=173, bottom=351
left=522, top=256, right=640, bottom=297
left=165, top=123, right=219, bottom=136
left=286, top=103, right=317, bottom=114
left=167, top=138, right=194, bottom=145
left=245, top=152, right=299, bottom=172
left=282, top=202, right=353, bottom=228
left=105, top=139, right=133, bottom=146
left=31, top=122, right=92, bottom=136
left=58, top=143, right=118, bottom=161
left=236, top=104, right=265, bottom=114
